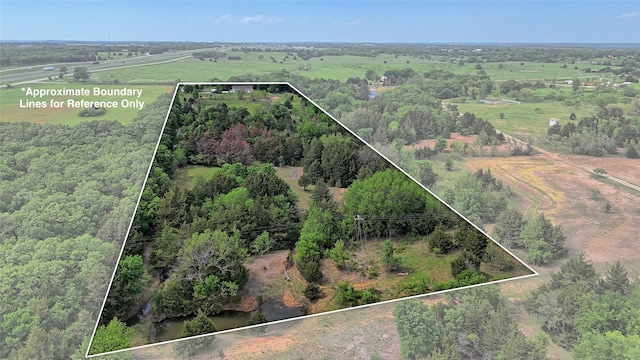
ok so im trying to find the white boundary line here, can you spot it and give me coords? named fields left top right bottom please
left=85, top=84, right=181, bottom=358
left=86, top=81, right=538, bottom=358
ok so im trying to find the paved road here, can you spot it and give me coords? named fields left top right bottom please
left=1, top=52, right=192, bottom=86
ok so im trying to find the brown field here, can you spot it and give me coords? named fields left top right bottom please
left=467, top=153, right=640, bottom=266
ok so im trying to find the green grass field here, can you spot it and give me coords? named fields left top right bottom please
left=316, top=234, right=533, bottom=312
left=447, top=97, right=598, bottom=140
left=87, top=51, right=614, bottom=85
left=0, top=84, right=173, bottom=125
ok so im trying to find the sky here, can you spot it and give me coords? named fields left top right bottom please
left=1, top=1, right=639, bottom=44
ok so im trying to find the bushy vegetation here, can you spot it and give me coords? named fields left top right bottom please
left=493, top=210, right=568, bottom=265
left=394, top=286, right=548, bottom=360
left=527, top=255, right=640, bottom=358
left=547, top=106, right=640, bottom=157
left=334, top=282, right=381, bottom=307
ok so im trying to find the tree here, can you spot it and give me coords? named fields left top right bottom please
left=572, top=78, right=581, bottom=91
left=457, top=223, right=488, bottom=265
left=434, top=137, right=448, bottom=152
left=73, top=67, right=90, bottom=82
left=248, top=308, right=268, bottom=326
left=445, top=157, right=454, bottom=171
left=102, top=255, right=149, bottom=321
left=598, top=261, right=631, bottom=295
left=58, top=66, right=68, bottom=79
left=88, top=318, right=133, bottom=355
left=329, top=240, right=350, bottom=269
left=493, top=208, right=525, bottom=248
left=175, top=229, right=248, bottom=286
left=427, top=224, right=454, bottom=253
left=393, top=300, right=443, bottom=360
left=251, top=231, right=274, bottom=255
left=343, top=169, right=439, bottom=237
left=310, top=179, right=333, bottom=204
left=382, top=240, right=401, bottom=272
left=365, top=69, right=380, bottom=82
left=183, top=310, right=216, bottom=336
left=173, top=310, right=216, bottom=357
left=297, top=173, right=311, bottom=191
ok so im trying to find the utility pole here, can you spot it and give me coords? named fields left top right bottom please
left=355, top=214, right=362, bottom=247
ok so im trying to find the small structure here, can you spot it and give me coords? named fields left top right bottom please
left=230, top=85, right=254, bottom=93
left=613, top=82, right=631, bottom=89
left=549, top=118, right=560, bottom=127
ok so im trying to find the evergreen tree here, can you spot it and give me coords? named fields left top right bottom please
left=393, top=300, right=443, bottom=360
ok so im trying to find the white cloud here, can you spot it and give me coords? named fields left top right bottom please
left=620, top=12, right=639, bottom=18
left=239, top=15, right=282, bottom=24
left=213, top=15, right=234, bottom=23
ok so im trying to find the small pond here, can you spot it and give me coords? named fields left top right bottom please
left=149, top=301, right=307, bottom=343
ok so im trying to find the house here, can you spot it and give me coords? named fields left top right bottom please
left=563, top=80, right=573, bottom=85
left=549, top=118, right=560, bottom=127
left=230, top=85, right=254, bottom=93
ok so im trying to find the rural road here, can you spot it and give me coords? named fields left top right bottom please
left=498, top=131, right=640, bottom=194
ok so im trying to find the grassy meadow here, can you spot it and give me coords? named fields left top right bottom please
left=87, top=50, right=614, bottom=85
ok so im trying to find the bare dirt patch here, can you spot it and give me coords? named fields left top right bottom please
left=563, top=154, right=640, bottom=187
left=406, top=132, right=478, bottom=150
left=226, top=250, right=306, bottom=312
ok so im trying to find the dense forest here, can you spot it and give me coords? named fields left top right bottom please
left=0, top=95, right=169, bottom=359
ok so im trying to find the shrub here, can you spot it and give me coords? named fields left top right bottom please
left=303, top=283, right=323, bottom=300
left=329, top=240, right=349, bottom=270
left=78, top=107, right=107, bottom=117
